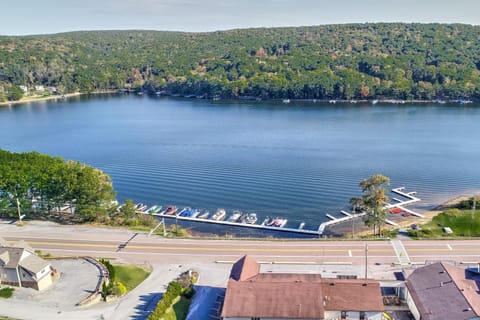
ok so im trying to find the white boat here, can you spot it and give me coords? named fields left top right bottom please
left=211, top=208, right=226, bottom=221
left=263, top=216, right=287, bottom=227
left=228, top=210, right=242, bottom=222
left=273, top=217, right=288, bottom=227
left=135, top=203, right=148, bottom=212
left=245, top=213, right=258, bottom=224
left=191, top=209, right=200, bottom=218
left=282, top=99, right=290, bottom=104
left=198, top=210, right=210, bottom=219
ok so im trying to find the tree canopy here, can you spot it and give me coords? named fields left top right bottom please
left=1, top=23, right=479, bottom=100
left=0, top=149, right=116, bottom=221
left=351, top=174, right=390, bottom=236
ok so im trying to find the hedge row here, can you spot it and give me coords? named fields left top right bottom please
left=147, top=281, right=183, bottom=319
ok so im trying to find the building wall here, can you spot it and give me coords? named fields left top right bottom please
left=405, top=289, right=421, bottom=320
left=324, top=310, right=383, bottom=320
left=224, top=317, right=320, bottom=320
left=0, top=268, right=20, bottom=283
left=0, top=266, right=54, bottom=291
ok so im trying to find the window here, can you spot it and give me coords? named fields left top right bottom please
left=251, top=318, right=260, bottom=320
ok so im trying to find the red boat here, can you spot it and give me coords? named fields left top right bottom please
left=164, top=205, right=178, bottom=215
left=389, top=207, right=404, bottom=214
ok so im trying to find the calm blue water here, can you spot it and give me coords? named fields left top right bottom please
left=1, top=94, right=479, bottom=234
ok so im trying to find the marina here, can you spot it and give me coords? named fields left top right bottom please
left=142, top=187, right=421, bottom=236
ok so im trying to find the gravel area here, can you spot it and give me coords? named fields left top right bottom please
left=0, top=258, right=100, bottom=319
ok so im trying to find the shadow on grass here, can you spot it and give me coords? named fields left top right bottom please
left=131, top=292, right=163, bottom=320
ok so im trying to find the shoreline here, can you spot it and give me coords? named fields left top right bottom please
left=328, top=193, right=480, bottom=237
left=3, top=193, right=478, bottom=240
left=1, top=90, right=476, bottom=107
left=0, top=92, right=83, bottom=107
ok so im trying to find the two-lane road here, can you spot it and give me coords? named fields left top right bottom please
left=1, top=222, right=480, bottom=265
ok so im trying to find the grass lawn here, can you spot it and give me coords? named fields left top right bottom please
left=0, top=287, right=14, bottom=299
left=162, top=296, right=192, bottom=320
left=410, top=209, right=480, bottom=238
left=113, top=264, right=151, bottom=292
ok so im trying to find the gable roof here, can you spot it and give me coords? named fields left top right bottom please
left=19, top=253, right=50, bottom=274
left=222, top=272, right=324, bottom=319
left=322, top=279, right=384, bottom=312
left=0, top=241, right=50, bottom=274
left=222, top=255, right=383, bottom=319
left=229, top=255, right=259, bottom=281
left=406, top=262, right=480, bottom=320
left=0, top=247, right=24, bottom=269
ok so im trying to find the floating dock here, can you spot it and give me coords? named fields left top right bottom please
left=142, top=186, right=421, bottom=236
left=150, top=212, right=322, bottom=236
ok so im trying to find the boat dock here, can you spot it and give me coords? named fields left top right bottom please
left=142, top=186, right=421, bottom=236
left=317, top=187, right=422, bottom=234
left=149, top=212, right=322, bottom=236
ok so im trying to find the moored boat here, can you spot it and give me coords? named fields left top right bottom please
left=228, top=210, right=242, bottom=222
left=263, top=216, right=287, bottom=227
left=179, top=207, right=193, bottom=217
left=211, top=208, right=226, bottom=220
left=245, top=213, right=258, bottom=224
left=152, top=205, right=163, bottom=213
left=164, top=205, right=177, bottom=215
left=135, top=203, right=148, bottom=212
left=191, top=208, right=200, bottom=218
left=198, top=210, right=210, bottom=219
left=146, top=205, right=161, bottom=214
left=273, top=217, right=288, bottom=227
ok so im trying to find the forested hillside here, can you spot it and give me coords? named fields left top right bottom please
left=1, top=23, right=479, bottom=101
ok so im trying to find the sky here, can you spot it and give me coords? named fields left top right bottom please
left=2, top=0, right=479, bottom=35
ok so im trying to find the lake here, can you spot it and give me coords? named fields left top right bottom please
left=1, top=94, right=479, bottom=235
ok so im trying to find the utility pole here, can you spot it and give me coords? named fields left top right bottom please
left=365, top=244, right=368, bottom=279
left=162, top=217, right=166, bottom=237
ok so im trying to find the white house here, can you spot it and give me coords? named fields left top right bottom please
left=0, top=237, right=57, bottom=291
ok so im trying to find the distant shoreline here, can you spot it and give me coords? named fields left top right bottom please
left=0, top=92, right=83, bottom=107
left=1, top=91, right=476, bottom=107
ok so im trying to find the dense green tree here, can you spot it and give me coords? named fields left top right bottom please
left=0, top=149, right=115, bottom=221
left=351, top=174, right=390, bottom=236
left=6, top=85, right=24, bottom=101
left=1, top=24, right=480, bottom=101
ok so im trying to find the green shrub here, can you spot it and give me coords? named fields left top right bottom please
left=99, top=259, right=116, bottom=281
left=182, top=286, right=196, bottom=299
left=111, top=281, right=127, bottom=296
left=147, top=281, right=185, bottom=320
left=0, top=287, right=14, bottom=298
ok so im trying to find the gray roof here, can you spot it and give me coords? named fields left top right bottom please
left=0, top=244, right=50, bottom=274
left=406, top=262, right=480, bottom=320
left=19, top=253, right=50, bottom=274
left=0, top=247, right=24, bottom=269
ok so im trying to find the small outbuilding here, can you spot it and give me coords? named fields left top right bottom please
left=0, top=236, right=57, bottom=291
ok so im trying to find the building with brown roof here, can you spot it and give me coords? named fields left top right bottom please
left=221, top=255, right=384, bottom=320
left=405, top=262, right=480, bottom=320
left=0, top=236, right=57, bottom=291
